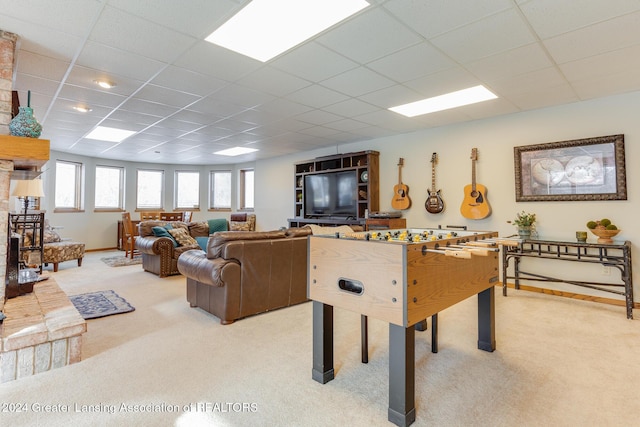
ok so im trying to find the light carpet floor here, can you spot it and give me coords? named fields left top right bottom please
left=1, top=250, right=638, bottom=427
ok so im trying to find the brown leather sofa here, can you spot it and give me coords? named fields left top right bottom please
left=136, top=220, right=207, bottom=277
left=177, top=228, right=311, bottom=324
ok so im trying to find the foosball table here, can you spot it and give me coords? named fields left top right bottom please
left=308, top=227, right=500, bottom=427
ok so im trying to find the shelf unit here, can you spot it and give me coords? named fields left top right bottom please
left=289, top=150, right=379, bottom=228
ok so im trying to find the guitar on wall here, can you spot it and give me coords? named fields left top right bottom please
left=460, top=148, right=491, bottom=219
left=391, top=157, right=411, bottom=210
left=425, top=153, right=444, bottom=213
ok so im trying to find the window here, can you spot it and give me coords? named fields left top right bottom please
left=209, top=170, right=231, bottom=210
left=95, top=165, right=124, bottom=210
left=55, top=160, right=83, bottom=211
left=239, top=168, right=254, bottom=210
left=175, top=171, right=200, bottom=210
left=136, top=169, right=164, bottom=210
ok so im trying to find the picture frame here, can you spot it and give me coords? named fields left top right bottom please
left=514, top=134, right=626, bottom=202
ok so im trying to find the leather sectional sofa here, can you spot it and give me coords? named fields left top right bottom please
left=177, top=228, right=311, bottom=324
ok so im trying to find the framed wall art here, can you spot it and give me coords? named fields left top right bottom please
left=514, top=134, right=626, bottom=202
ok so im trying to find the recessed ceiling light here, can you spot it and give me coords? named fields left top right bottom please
left=389, top=85, right=498, bottom=117
left=94, top=79, right=116, bottom=89
left=86, top=126, right=136, bottom=143
left=73, top=106, right=92, bottom=113
left=214, top=147, right=259, bottom=156
left=205, top=0, right=370, bottom=62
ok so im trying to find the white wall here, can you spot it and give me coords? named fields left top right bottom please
left=255, top=90, right=638, bottom=304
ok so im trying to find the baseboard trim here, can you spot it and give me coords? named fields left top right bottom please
left=501, top=282, right=640, bottom=309
left=86, top=247, right=118, bottom=253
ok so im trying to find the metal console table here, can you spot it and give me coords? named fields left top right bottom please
left=502, top=238, right=633, bottom=319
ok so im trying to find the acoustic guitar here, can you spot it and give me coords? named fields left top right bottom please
left=391, top=158, right=411, bottom=210
left=460, top=148, right=491, bottom=219
left=425, top=153, right=444, bottom=213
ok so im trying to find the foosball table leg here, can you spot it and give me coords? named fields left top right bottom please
left=361, top=314, right=368, bottom=364
left=431, top=314, right=438, bottom=353
left=362, top=315, right=439, bottom=363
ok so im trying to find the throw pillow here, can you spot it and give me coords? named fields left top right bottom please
left=152, top=226, right=178, bottom=247
left=168, top=227, right=198, bottom=247
left=188, top=221, right=209, bottom=237
left=208, top=218, right=228, bottom=234
left=230, top=221, right=252, bottom=231
left=195, top=236, right=209, bottom=251
left=43, top=229, right=62, bottom=243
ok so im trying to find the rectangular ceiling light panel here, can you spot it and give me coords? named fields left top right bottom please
left=215, top=146, right=259, bottom=156
left=206, top=0, right=370, bottom=62
left=85, top=126, right=137, bottom=142
left=389, top=85, right=498, bottom=117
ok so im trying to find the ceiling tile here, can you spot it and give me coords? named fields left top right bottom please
left=466, top=43, right=554, bottom=82
left=359, top=84, right=424, bottom=109
left=286, top=85, right=350, bottom=109
left=150, top=66, right=227, bottom=96
left=106, top=0, right=239, bottom=38
left=543, top=11, right=640, bottom=64
left=405, top=67, right=482, bottom=98
left=76, top=41, right=166, bottom=82
left=175, top=41, right=262, bottom=82
left=237, top=66, right=311, bottom=97
left=320, top=67, right=396, bottom=97
left=430, top=9, right=536, bottom=63
left=317, top=7, right=423, bottom=64
left=367, top=42, right=456, bottom=83
left=384, top=0, right=514, bottom=38
left=88, top=6, right=197, bottom=63
left=519, top=0, right=640, bottom=39
left=132, top=84, right=202, bottom=109
left=271, top=42, right=359, bottom=82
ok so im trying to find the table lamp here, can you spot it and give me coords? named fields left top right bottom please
left=11, top=179, right=45, bottom=214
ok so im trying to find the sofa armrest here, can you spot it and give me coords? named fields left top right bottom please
left=177, top=249, right=239, bottom=287
left=136, top=235, right=174, bottom=256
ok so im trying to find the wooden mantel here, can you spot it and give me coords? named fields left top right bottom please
left=0, top=134, right=50, bottom=169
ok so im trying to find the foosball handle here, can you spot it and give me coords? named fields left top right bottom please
left=444, top=250, right=472, bottom=259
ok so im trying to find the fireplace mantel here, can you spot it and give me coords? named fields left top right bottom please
left=0, top=135, right=50, bottom=175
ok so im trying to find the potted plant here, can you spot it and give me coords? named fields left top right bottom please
left=509, top=211, right=536, bottom=239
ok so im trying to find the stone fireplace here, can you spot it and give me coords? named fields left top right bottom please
left=0, top=29, right=86, bottom=383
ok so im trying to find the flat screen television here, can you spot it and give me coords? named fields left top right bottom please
left=304, top=170, right=358, bottom=218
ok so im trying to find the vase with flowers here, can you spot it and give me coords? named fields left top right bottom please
left=509, top=211, right=536, bottom=239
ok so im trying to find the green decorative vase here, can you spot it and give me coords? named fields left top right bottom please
left=9, top=106, right=43, bottom=138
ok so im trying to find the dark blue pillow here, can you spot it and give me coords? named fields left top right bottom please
left=152, top=226, right=178, bottom=247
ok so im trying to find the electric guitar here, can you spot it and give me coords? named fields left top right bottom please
left=425, top=153, right=444, bottom=213
left=391, top=158, right=411, bottom=210
left=460, top=148, right=491, bottom=219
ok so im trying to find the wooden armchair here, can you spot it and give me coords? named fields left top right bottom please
left=140, top=211, right=161, bottom=221
left=121, top=212, right=138, bottom=259
left=160, top=212, right=184, bottom=221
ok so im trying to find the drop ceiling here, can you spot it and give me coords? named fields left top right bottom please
left=3, top=0, right=640, bottom=165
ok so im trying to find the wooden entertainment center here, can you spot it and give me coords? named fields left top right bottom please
left=288, top=150, right=379, bottom=228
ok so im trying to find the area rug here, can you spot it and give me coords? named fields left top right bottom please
left=69, top=290, right=135, bottom=320
left=100, top=255, right=142, bottom=267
